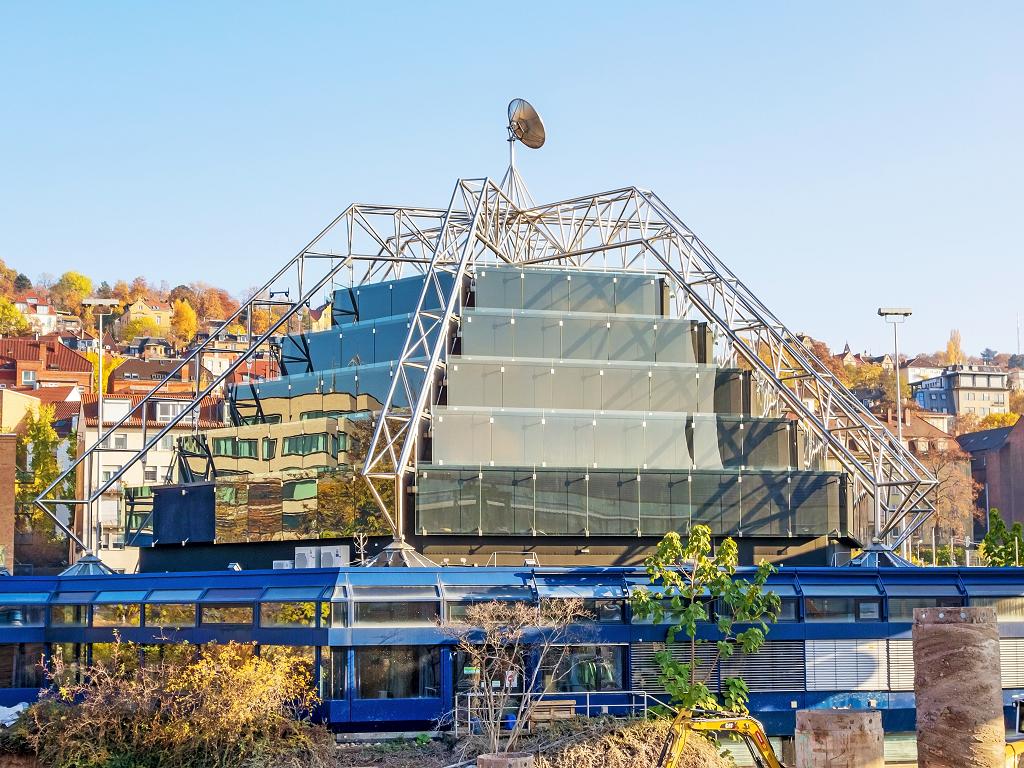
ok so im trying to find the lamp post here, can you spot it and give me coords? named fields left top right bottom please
left=81, top=298, right=119, bottom=553
left=878, top=307, right=912, bottom=558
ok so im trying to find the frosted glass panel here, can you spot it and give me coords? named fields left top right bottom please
left=656, top=322, right=696, bottom=364
left=523, top=271, right=569, bottom=312
left=462, top=313, right=514, bottom=358
left=602, top=367, right=649, bottom=411
left=643, top=416, right=690, bottom=469
left=608, top=319, right=657, bottom=362
left=569, top=273, right=615, bottom=313
left=615, top=274, right=659, bottom=316
left=561, top=316, right=609, bottom=361
left=513, top=314, right=561, bottom=359
left=691, top=415, right=723, bottom=469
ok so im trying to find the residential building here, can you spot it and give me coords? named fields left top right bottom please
left=108, top=358, right=216, bottom=396
left=0, top=385, right=80, bottom=435
left=124, top=336, right=174, bottom=360
left=831, top=344, right=894, bottom=371
left=77, top=392, right=225, bottom=572
left=0, top=337, right=93, bottom=393
left=12, top=296, right=58, bottom=336
left=876, top=408, right=955, bottom=455
left=115, top=297, right=173, bottom=336
left=957, top=419, right=1024, bottom=528
left=910, top=365, right=1009, bottom=417
left=1009, top=369, right=1024, bottom=391
left=901, top=356, right=946, bottom=385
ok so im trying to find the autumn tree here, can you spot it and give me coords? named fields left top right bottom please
left=48, top=271, right=93, bottom=315
left=171, top=299, right=198, bottom=345
left=0, top=298, right=30, bottom=336
left=167, top=284, right=198, bottom=308
left=945, top=329, right=964, bottom=365
left=85, top=351, right=127, bottom=392
left=919, top=446, right=979, bottom=552
left=129, top=276, right=150, bottom=302
left=120, top=316, right=161, bottom=342
left=16, top=405, right=75, bottom=537
left=631, top=526, right=779, bottom=714
left=978, top=412, right=1020, bottom=430
left=1011, top=390, right=1024, bottom=415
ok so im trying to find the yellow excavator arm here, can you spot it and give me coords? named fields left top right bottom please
left=656, top=708, right=787, bottom=768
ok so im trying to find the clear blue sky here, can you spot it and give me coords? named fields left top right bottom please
left=1, top=2, right=1020, bottom=357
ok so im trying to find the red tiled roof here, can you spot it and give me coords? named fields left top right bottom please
left=52, top=402, right=80, bottom=422
left=12, top=385, right=76, bottom=405
left=0, top=338, right=92, bottom=373
left=80, top=393, right=224, bottom=429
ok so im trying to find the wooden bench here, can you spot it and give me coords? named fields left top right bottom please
left=527, top=699, right=577, bottom=731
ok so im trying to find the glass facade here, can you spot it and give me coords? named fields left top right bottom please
left=148, top=264, right=857, bottom=551
left=415, top=266, right=845, bottom=540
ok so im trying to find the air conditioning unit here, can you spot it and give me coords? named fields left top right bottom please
left=272, top=560, right=294, bottom=570
left=294, top=546, right=318, bottom=569
left=319, top=545, right=349, bottom=568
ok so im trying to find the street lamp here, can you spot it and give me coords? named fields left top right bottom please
left=877, top=308, right=912, bottom=446
left=878, top=307, right=912, bottom=558
left=81, top=297, right=119, bottom=553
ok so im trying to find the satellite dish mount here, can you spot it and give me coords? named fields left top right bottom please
left=501, top=98, right=545, bottom=207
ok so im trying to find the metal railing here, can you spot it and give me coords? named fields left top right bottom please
left=451, top=689, right=666, bottom=736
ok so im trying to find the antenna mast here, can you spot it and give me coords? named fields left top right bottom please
left=500, top=98, right=545, bottom=208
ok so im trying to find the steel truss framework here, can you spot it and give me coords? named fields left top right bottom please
left=35, top=176, right=936, bottom=562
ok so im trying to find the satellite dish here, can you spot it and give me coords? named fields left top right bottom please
left=507, top=98, right=546, bottom=149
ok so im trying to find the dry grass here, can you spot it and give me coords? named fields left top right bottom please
left=335, top=718, right=731, bottom=768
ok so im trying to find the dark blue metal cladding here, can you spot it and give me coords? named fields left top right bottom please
left=280, top=315, right=413, bottom=376
left=331, top=273, right=455, bottom=327
left=0, top=566, right=1020, bottom=733
left=152, top=483, right=216, bottom=544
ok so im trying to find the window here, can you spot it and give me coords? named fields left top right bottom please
left=259, top=602, right=317, bottom=628
left=803, top=597, right=882, bottom=622
left=776, top=598, right=799, bottom=622
left=282, top=433, right=328, bottom=456
left=102, top=433, right=128, bottom=450
left=887, top=597, right=962, bottom=622
left=542, top=645, right=625, bottom=692
left=322, top=647, right=346, bottom=699
left=355, top=646, right=440, bottom=699
left=354, top=601, right=439, bottom=626
left=155, top=401, right=191, bottom=423
left=971, top=596, right=1024, bottom=622
left=51, top=604, right=89, bottom=626
left=145, top=604, right=195, bottom=628
left=92, top=604, right=141, bottom=627
left=0, top=644, right=45, bottom=688
left=0, top=606, right=45, bottom=627
left=158, top=434, right=176, bottom=451
left=577, top=598, right=625, bottom=623
left=100, top=466, right=122, bottom=483
left=200, top=604, right=254, bottom=625
left=53, top=643, right=85, bottom=682
left=144, top=466, right=159, bottom=483
left=262, top=437, right=277, bottom=461
left=20, top=371, right=35, bottom=386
